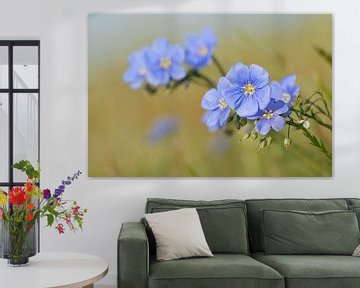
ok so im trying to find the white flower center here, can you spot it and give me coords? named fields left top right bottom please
left=198, top=46, right=208, bottom=56
left=138, top=68, right=147, bottom=76
left=282, top=93, right=291, bottom=103
left=160, top=58, right=172, bottom=69
left=218, top=98, right=228, bottom=110
left=262, top=111, right=273, bottom=120
left=243, top=83, right=256, bottom=96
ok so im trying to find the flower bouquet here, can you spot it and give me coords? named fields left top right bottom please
left=0, top=160, right=86, bottom=266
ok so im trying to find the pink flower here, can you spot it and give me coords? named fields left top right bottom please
left=0, top=208, right=3, bottom=220
left=56, top=223, right=65, bottom=234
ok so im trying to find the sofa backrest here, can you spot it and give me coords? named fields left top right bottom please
left=245, top=198, right=349, bottom=252
left=145, top=198, right=249, bottom=255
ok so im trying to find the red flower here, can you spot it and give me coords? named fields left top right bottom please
left=25, top=182, right=33, bottom=192
left=9, top=187, right=26, bottom=205
left=56, top=223, right=65, bottom=234
left=24, top=193, right=31, bottom=201
left=26, top=203, right=34, bottom=210
left=26, top=214, right=33, bottom=221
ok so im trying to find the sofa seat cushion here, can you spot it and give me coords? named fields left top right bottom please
left=253, top=252, right=360, bottom=288
left=149, top=254, right=284, bottom=288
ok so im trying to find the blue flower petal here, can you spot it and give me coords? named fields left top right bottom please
left=270, top=115, right=286, bottom=132
left=147, top=70, right=162, bottom=86
left=249, top=64, right=269, bottom=88
left=169, top=45, right=185, bottom=63
left=281, top=74, right=296, bottom=90
left=201, top=88, right=220, bottom=110
left=236, top=96, right=259, bottom=117
left=151, top=38, right=169, bottom=55
left=144, top=49, right=159, bottom=67
left=226, top=63, right=249, bottom=84
left=170, top=65, right=186, bottom=80
left=291, top=85, right=300, bottom=97
left=270, top=81, right=283, bottom=101
left=130, top=77, right=143, bottom=89
left=247, top=109, right=263, bottom=120
left=256, top=119, right=271, bottom=135
left=219, top=108, right=231, bottom=126
left=203, top=28, right=216, bottom=46
left=255, top=85, right=271, bottom=110
left=123, top=67, right=137, bottom=82
left=273, top=101, right=289, bottom=115
left=159, top=71, right=170, bottom=85
left=218, top=77, right=242, bottom=110
left=204, top=109, right=221, bottom=127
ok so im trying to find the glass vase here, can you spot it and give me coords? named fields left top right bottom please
left=0, top=220, right=37, bottom=266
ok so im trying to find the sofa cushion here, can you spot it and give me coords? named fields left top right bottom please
left=145, top=208, right=213, bottom=261
left=252, top=252, right=360, bottom=288
left=146, top=198, right=249, bottom=254
left=246, top=198, right=349, bottom=252
left=349, top=205, right=360, bottom=228
left=261, top=209, right=359, bottom=255
left=347, top=198, right=360, bottom=207
left=149, top=254, right=284, bottom=288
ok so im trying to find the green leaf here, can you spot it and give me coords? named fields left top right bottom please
left=47, top=214, right=54, bottom=227
left=12, top=160, right=40, bottom=180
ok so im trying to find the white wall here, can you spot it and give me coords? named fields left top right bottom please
left=1, top=0, right=360, bottom=285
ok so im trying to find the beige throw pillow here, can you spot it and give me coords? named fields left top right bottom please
left=353, top=244, right=360, bottom=256
left=145, top=208, right=213, bottom=261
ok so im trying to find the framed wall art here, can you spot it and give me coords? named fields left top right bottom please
left=88, top=14, right=332, bottom=177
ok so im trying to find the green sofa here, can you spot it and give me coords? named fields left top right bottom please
left=118, top=198, right=360, bottom=288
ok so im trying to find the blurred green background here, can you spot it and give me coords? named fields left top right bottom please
left=88, top=14, right=332, bottom=177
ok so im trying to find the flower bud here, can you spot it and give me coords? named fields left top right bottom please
left=284, top=137, right=291, bottom=150
left=250, top=132, right=258, bottom=142
left=303, top=120, right=310, bottom=129
left=242, top=133, right=250, bottom=140
left=266, top=136, right=273, bottom=147
left=258, top=138, right=267, bottom=150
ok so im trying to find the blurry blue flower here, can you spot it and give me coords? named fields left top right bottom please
left=147, top=117, right=179, bottom=144
left=208, top=135, right=231, bottom=155
left=270, top=74, right=300, bottom=106
left=201, top=81, right=231, bottom=131
left=145, top=38, right=186, bottom=86
left=123, top=48, right=149, bottom=89
left=247, top=99, right=289, bottom=135
left=219, top=63, right=271, bottom=117
left=185, top=28, right=217, bottom=70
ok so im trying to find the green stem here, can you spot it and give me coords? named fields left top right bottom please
left=286, top=120, right=332, bottom=160
left=194, top=71, right=217, bottom=88
left=212, top=55, right=226, bottom=76
left=291, top=108, right=332, bottom=130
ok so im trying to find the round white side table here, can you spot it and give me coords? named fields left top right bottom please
left=0, top=252, right=108, bottom=288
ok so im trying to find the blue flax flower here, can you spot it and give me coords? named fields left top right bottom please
left=147, top=117, right=179, bottom=144
left=145, top=38, right=186, bottom=86
left=270, top=74, right=300, bottom=106
left=185, top=28, right=217, bottom=70
left=219, top=63, right=271, bottom=117
left=201, top=81, right=231, bottom=131
left=123, top=48, right=149, bottom=89
left=247, top=99, right=289, bottom=135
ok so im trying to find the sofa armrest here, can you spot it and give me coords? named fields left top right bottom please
left=118, top=222, right=149, bottom=288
